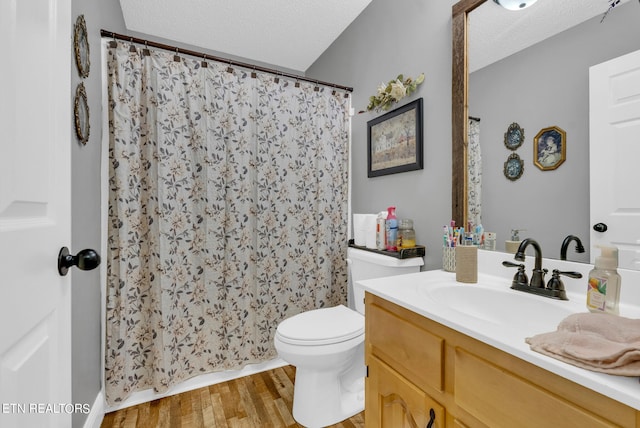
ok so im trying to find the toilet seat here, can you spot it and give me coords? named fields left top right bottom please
left=276, top=305, right=364, bottom=346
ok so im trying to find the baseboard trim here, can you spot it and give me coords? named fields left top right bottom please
left=104, top=358, right=287, bottom=414
left=83, top=390, right=105, bottom=428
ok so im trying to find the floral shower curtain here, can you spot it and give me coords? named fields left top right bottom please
left=468, top=117, right=482, bottom=227
left=105, top=41, right=350, bottom=405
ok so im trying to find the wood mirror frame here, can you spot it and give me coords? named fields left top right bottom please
left=452, top=0, right=486, bottom=227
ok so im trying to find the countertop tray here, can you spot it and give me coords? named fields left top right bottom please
left=348, top=239, right=425, bottom=259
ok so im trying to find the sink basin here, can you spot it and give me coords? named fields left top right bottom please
left=416, top=275, right=577, bottom=333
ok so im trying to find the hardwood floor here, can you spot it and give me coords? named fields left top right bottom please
left=101, top=365, right=365, bottom=428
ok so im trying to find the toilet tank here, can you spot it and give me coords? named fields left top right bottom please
left=347, top=247, right=423, bottom=314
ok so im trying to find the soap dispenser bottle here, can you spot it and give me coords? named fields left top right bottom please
left=505, top=229, right=524, bottom=254
left=586, top=246, right=621, bottom=315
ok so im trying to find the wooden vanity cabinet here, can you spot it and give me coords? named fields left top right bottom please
left=367, top=356, right=444, bottom=428
left=364, top=292, right=640, bottom=428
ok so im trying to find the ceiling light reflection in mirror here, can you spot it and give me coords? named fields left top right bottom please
left=493, top=0, right=537, bottom=11
left=469, top=0, right=629, bottom=73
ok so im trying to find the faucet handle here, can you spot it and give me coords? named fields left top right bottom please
left=545, top=269, right=582, bottom=301
left=556, top=270, right=583, bottom=279
left=547, top=269, right=582, bottom=288
left=502, top=260, right=528, bottom=287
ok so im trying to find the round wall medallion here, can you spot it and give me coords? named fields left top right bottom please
left=74, top=83, right=90, bottom=145
left=504, top=122, right=524, bottom=150
left=74, top=15, right=90, bottom=78
left=504, top=152, right=524, bottom=181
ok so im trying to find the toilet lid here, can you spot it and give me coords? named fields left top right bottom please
left=276, top=305, right=364, bottom=346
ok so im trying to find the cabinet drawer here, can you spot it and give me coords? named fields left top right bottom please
left=367, top=301, right=444, bottom=392
left=367, top=356, right=445, bottom=428
left=455, top=349, right=619, bottom=428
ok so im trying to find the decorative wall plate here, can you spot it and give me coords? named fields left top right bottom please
left=74, top=15, right=90, bottom=78
left=504, top=152, right=524, bottom=181
left=74, top=83, right=90, bottom=145
left=504, top=122, right=524, bottom=150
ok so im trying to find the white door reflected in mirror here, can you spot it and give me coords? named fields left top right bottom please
left=589, top=48, right=640, bottom=271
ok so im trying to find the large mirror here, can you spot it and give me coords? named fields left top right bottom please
left=452, top=0, right=640, bottom=262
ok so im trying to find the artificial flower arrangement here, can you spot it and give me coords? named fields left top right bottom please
left=361, top=73, right=425, bottom=113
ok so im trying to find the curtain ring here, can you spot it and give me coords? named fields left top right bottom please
left=129, top=37, right=137, bottom=53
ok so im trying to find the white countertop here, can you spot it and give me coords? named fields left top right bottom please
left=357, top=249, right=640, bottom=410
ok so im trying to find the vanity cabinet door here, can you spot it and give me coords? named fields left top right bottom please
left=367, top=300, right=444, bottom=393
left=366, top=356, right=445, bottom=428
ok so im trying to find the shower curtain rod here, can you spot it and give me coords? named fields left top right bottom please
left=101, top=30, right=353, bottom=93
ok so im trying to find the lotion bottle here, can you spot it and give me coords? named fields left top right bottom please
left=586, top=246, right=621, bottom=315
left=385, top=206, right=398, bottom=252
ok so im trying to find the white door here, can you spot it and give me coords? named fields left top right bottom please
left=0, top=0, right=72, bottom=427
left=590, top=49, right=640, bottom=270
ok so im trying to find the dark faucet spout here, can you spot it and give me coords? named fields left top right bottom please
left=514, top=238, right=546, bottom=288
left=560, top=235, right=585, bottom=260
left=514, top=238, right=542, bottom=270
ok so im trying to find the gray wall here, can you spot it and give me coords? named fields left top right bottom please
left=70, top=2, right=125, bottom=427
left=469, top=2, right=640, bottom=262
left=307, top=0, right=458, bottom=270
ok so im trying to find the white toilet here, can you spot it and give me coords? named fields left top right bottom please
left=274, top=247, right=423, bottom=427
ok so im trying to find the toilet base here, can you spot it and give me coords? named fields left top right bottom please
left=291, top=362, right=365, bottom=428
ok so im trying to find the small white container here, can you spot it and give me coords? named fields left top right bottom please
left=483, top=232, right=496, bottom=251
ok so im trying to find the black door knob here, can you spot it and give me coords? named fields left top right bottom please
left=593, top=223, right=608, bottom=233
left=58, top=247, right=101, bottom=276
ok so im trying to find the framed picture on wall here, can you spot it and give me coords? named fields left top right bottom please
left=534, top=126, right=566, bottom=171
left=367, top=98, right=424, bottom=177
left=504, top=122, right=524, bottom=150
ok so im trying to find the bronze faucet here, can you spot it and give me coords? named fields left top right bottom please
left=502, top=238, right=581, bottom=301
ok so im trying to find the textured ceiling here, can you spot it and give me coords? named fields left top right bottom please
left=118, top=0, right=372, bottom=72
left=119, top=0, right=627, bottom=74
left=469, top=0, right=630, bottom=72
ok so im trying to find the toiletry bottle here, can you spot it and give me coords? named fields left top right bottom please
left=586, top=246, right=621, bottom=315
left=376, top=211, right=387, bottom=250
left=385, top=206, right=398, bottom=251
